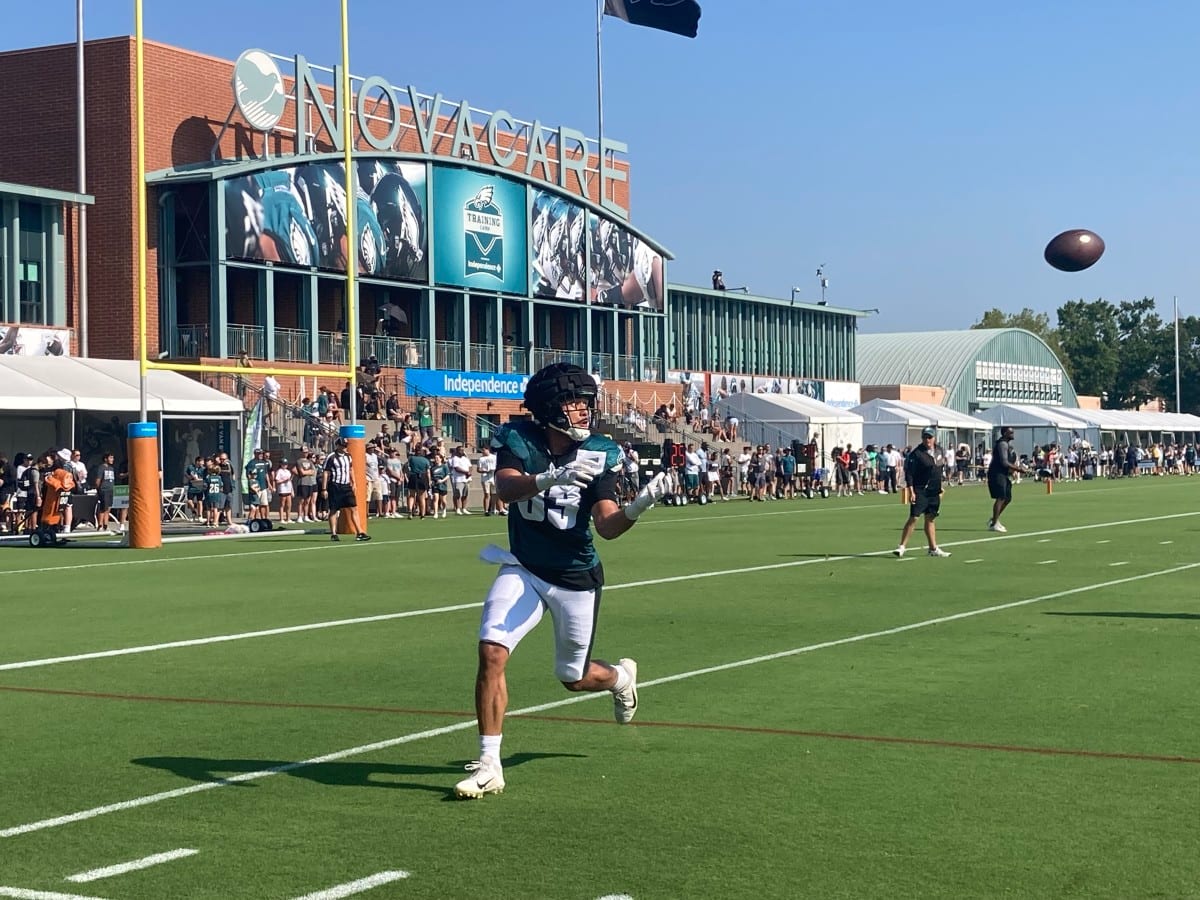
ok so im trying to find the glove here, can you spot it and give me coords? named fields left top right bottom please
left=535, top=459, right=600, bottom=492
left=624, top=472, right=669, bottom=521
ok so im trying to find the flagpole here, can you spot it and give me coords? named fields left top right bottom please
left=1174, top=296, right=1181, bottom=413
left=596, top=0, right=605, bottom=193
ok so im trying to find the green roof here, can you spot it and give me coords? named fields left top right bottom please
left=856, top=328, right=1077, bottom=410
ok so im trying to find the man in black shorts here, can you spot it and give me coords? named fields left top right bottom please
left=987, top=426, right=1024, bottom=533
left=321, top=437, right=370, bottom=542
left=893, top=427, right=950, bottom=558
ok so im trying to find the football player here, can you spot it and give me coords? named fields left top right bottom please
left=454, top=363, right=668, bottom=799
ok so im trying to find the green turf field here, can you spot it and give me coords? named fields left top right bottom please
left=0, top=476, right=1197, bottom=900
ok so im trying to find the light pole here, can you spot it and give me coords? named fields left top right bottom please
left=790, top=287, right=803, bottom=305
left=816, top=265, right=828, bottom=305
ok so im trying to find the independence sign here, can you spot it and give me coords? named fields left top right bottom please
left=406, top=369, right=529, bottom=400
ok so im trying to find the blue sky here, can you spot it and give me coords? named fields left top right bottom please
left=6, top=1, right=1199, bottom=332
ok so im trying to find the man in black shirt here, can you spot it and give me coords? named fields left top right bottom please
left=987, top=426, right=1025, bottom=533
left=893, top=427, right=951, bottom=558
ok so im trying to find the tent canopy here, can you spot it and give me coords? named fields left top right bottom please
left=974, top=404, right=1096, bottom=429
left=0, top=357, right=242, bottom=414
left=0, top=364, right=74, bottom=411
left=719, top=391, right=863, bottom=425
left=852, top=398, right=991, bottom=431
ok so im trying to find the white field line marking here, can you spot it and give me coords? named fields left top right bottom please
left=0, top=889, right=110, bottom=900
left=1037, top=539, right=1051, bottom=543
left=2, top=510, right=1198, bottom=674
left=1037, top=560, right=1058, bottom=565
left=1160, top=540, right=1174, bottom=545
left=964, top=559, right=983, bottom=564
left=290, top=871, right=409, bottom=900
left=65, top=849, right=197, bottom=883
left=1109, top=561, right=1129, bottom=567
left=1097, top=540, right=1111, bottom=544
left=0, top=532, right=489, bottom=579
left=0, top=485, right=1140, bottom=580
left=597, top=895, right=635, bottom=900
left=3, top=559, right=1197, bottom=840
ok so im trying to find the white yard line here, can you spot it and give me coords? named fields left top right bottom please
left=1036, top=560, right=1058, bottom=565
left=1109, top=561, right=1129, bottom=567
left=0, top=889, right=110, bottom=900
left=0, top=486, right=1148, bottom=580
left=289, top=871, right=409, bottom=900
left=3, top=559, right=1197, bottom=840
left=2, top=511, right=1197, bottom=674
left=65, top=849, right=197, bottom=883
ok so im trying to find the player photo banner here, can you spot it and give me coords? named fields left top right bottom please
left=223, top=160, right=428, bottom=282
left=0, top=324, right=70, bottom=356
left=604, top=0, right=702, bottom=38
left=530, top=190, right=586, bottom=301
left=588, top=213, right=664, bottom=312
left=431, top=166, right=528, bottom=295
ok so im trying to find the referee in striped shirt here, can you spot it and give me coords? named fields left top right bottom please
left=322, top=438, right=370, bottom=542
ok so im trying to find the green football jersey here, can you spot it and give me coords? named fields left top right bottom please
left=493, top=421, right=621, bottom=588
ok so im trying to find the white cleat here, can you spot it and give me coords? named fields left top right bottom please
left=613, top=658, right=639, bottom=724
left=928, top=547, right=951, bottom=558
left=454, top=755, right=505, bottom=799
left=988, top=521, right=1008, bottom=533
left=892, top=545, right=905, bottom=558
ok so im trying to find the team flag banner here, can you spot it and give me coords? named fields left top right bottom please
left=603, top=0, right=702, bottom=38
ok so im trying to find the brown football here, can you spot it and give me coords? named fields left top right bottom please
left=1044, top=229, right=1105, bottom=272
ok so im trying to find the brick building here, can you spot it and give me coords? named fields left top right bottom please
left=0, top=37, right=674, bottom=447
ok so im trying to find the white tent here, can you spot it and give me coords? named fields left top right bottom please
left=0, top=357, right=241, bottom=413
left=0, top=357, right=243, bottom=464
left=975, top=404, right=1100, bottom=456
left=0, top=364, right=74, bottom=410
left=1051, top=407, right=1200, bottom=447
left=852, top=399, right=992, bottom=451
left=716, top=392, right=863, bottom=467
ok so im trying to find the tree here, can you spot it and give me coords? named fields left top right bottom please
left=971, top=308, right=1070, bottom=381
left=1055, top=299, right=1119, bottom=398
left=1152, top=313, right=1200, bottom=415
left=1111, top=297, right=1163, bottom=409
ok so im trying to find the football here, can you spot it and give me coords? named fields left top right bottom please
left=1044, top=229, right=1105, bottom=272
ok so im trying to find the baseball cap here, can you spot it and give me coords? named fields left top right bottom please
left=921, top=427, right=936, bottom=438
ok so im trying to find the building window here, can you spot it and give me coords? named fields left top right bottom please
left=18, top=202, right=47, bottom=324
left=476, top=414, right=500, bottom=448
left=440, top=411, right=466, bottom=443
left=19, top=260, right=43, bottom=323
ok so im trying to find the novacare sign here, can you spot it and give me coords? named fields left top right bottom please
left=406, top=369, right=530, bottom=400
left=231, top=50, right=631, bottom=220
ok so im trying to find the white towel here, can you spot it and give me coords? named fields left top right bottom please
left=479, top=543, right=520, bottom=566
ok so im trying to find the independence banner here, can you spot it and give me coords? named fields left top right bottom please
left=603, top=0, right=701, bottom=38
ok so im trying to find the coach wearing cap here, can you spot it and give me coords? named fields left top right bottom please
left=893, top=427, right=951, bottom=559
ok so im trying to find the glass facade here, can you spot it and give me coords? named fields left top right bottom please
left=156, top=175, right=669, bottom=379
left=667, top=287, right=857, bottom=382
left=0, top=193, right=65, bottom=328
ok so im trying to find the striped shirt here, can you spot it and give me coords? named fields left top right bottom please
left=323, top=451, right=353, bottom=486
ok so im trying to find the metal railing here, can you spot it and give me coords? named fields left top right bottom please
left=273, top=327, right=309, bottom=362
left=227, top=324, right=265, bottom=359
left=434, top=340, right=463, bottom=371
left=176, top=324, right=210, bottom=358
left=359, top=334, right=426, bottom=369
left=317, top=331, right=349, bottom=366
left=501, top=346, right=527, bottom=374
left=531, top=347, right=584, bottom=370
left=468, top=342, right=495, bottom=372
left=592, top=351, right=613, bottom=380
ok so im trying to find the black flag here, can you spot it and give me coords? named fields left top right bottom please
left=603, top=0, right=702, bottom=38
